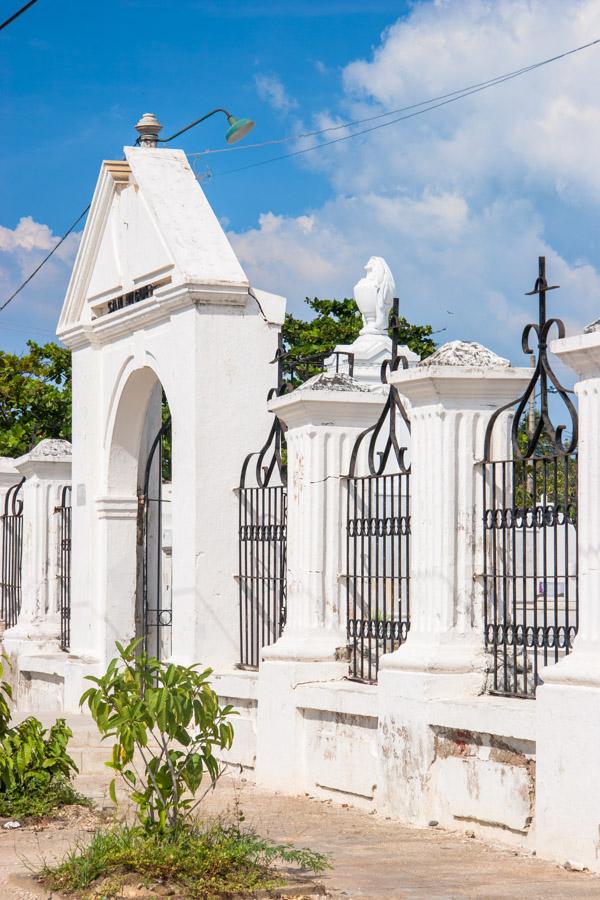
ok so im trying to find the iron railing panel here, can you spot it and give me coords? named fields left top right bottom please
left=56, top=485, right=72, bottom=651
left=0, top=478, right=24, bottom=629
left=482, top=257, right=578, bottom=698
left=346, top=471, right=410, bottom=682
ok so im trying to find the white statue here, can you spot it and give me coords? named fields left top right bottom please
left=353, top=256, right=396, bottom=336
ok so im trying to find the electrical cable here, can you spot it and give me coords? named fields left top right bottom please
left=215, top=36, right=600, bottom=176
left=190, top=35, right=600, bottom=161
left=0, top=0, right=40, bottom=31
left=0, top=205, right=90, bottom=311
left=3, top=33, right=600, bottom=310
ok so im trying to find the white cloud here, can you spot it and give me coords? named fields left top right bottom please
left=254, top=73, right=298, bottom=114
left=230, top=0, right=600, bottom=364
left=0, top=217, right=54, bottom=252
left=0, top=218, right=81, bottom=346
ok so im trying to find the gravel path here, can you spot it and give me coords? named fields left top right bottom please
left=0, top=773, right=599, bottom=899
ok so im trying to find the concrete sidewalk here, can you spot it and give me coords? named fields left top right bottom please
left=1, top=772, right=599, bottom=898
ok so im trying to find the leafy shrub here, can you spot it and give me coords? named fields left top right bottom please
left=0, top=655, right=80, bottom=817
left=80, top=639, right=235, bottom=832
left=42, top=819, right=330, bottom=898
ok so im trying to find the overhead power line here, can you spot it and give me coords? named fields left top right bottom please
left=0, top=0, right=40, bottom=31
left=2, top=33, right=600, bottom=311
left=191, top=34, right=600, bottom=165
left=0, top=205, right=90, bottom=312
left=213, top=35, right=600, bottom=176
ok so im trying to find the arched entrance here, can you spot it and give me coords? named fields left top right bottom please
left=139, top=411, right=172, bottom=661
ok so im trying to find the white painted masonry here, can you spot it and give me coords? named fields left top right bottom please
left=256, top=373, right=386, bottom=791
left=535, top=329, right=600, bottom=870
left=5, top=132, right=600, bottom=872
left=2, top=440, right=72, bottom=709
left=55, top=144, right=283, bottom=709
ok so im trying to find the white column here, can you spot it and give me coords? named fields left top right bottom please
left=376, top=342, right=529, bottom=823
left=536, top=329, right=600, bottom=870
left=255, top=374, right=385, bottom=790
left=382, top=348, right=530, bottom=679
left=3, top=439, right=72, bottom=653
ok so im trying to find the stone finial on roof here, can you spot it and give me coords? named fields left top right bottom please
left=417, top=340, right=510, bottom=369
left=135, top=113, right=163, bottom=148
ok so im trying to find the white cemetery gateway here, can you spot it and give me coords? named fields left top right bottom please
left=26, top=136, right=284, bottom=708
left=5, top=119, right=600, bottom=875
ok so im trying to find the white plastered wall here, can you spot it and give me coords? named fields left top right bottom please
left=55, top=146, right=284, bottom=709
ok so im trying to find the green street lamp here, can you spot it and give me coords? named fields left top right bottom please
left=135, top=109, right=255, bottom=148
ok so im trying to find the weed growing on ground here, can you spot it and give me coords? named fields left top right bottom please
left=0, top=656, right=82, bottom=819
left=41, top=819, right=330, bottom=898
left=0, top=776, right=90, bottom=818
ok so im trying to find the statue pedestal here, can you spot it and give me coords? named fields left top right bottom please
left=328, top=333, right=419, bottom=386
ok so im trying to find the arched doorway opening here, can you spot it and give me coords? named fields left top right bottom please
left=139, top=400, right=172, bottom=661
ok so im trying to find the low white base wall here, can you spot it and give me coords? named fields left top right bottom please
left=211, top=667, right=537, bottom=850
left=9, top=654, right=541, bottom=857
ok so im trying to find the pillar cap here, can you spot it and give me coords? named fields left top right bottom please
left=14, top=438, right=72, bottom=476
left=551, top=329, right=600, bottom=380
left=389, top=360, right=531, bottom=408
left=269, top=374, right=386, bottom=429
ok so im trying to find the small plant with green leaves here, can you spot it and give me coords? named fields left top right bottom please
left=0, top=655, right=82, bottom=818
left=80, top=639, right=235, bottom=832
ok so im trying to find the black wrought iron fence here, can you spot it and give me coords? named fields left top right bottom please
left=141, top=417, right=172, bottom=662
left=237, top=340, right=355, bottom=668
left=238, top=390, right=287, bottom=669
left=56, top=485, right=72, bottom=651
left=345, top=299, right=412, bottom=682
left=482, top=257, right=578, bottom=698
left=0, top=478, right=24, bottom=629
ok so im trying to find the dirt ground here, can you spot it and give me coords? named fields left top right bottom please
left=1, top=774, right=599, bottom=899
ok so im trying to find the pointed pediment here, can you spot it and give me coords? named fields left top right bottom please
left=58, top=148, right=249, bottom=337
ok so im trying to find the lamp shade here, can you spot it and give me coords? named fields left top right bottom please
left=225, top=116, right=255, bottom=144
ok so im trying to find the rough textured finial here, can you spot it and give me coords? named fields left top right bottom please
left=27, top=438, right=73, bottom=459
left=298, top=372, right=373, bottom=393
left=418, top=340, right=510, bottom=369
left=584, top=317, right=600, bottom=334
left=135, top=113, right=163, bottom=148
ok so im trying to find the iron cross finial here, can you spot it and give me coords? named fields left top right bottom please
left=525, top=255, right=560, bottom=296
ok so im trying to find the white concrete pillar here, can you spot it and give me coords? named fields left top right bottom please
left=255, top=373, right=385, bottom=790
left=3, top=439, right=72, bottom=653
left=376, top=342, right=529, bottom=822
left=536, top=329, right=600, bottom=870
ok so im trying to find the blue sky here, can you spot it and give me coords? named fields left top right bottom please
left=2, top=0, right=600, bottom=371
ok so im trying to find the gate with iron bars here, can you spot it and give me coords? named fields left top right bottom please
left=344, top=299, right=411, bottom=683
left=56, top=485, right=72, bottom=651
left=1, top=478, right=24, bottom=629
left=140, top=416, right=172, bottom=661
left=482, top=257, right=578, bottom=698
left=237, top=341, right=355, bottom=668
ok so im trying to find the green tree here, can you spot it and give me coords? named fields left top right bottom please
left=281, top=297, right=436, bottom=383
left=0, top=341, right=71, bottom=457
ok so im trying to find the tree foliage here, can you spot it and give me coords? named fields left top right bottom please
left=0, top=299, right=434, bottom=458
left=282, top=296, right=437, bottom=364
left=0, top=340, right=71, bottom=457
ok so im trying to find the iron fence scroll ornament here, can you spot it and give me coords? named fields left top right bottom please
left=345, top=297, right=411, bottom=683
left=0, top=477, right=24, bottom=629
left=238, top=342, right=289, bottom=669
left=482, top=256, right=578, bottom=698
